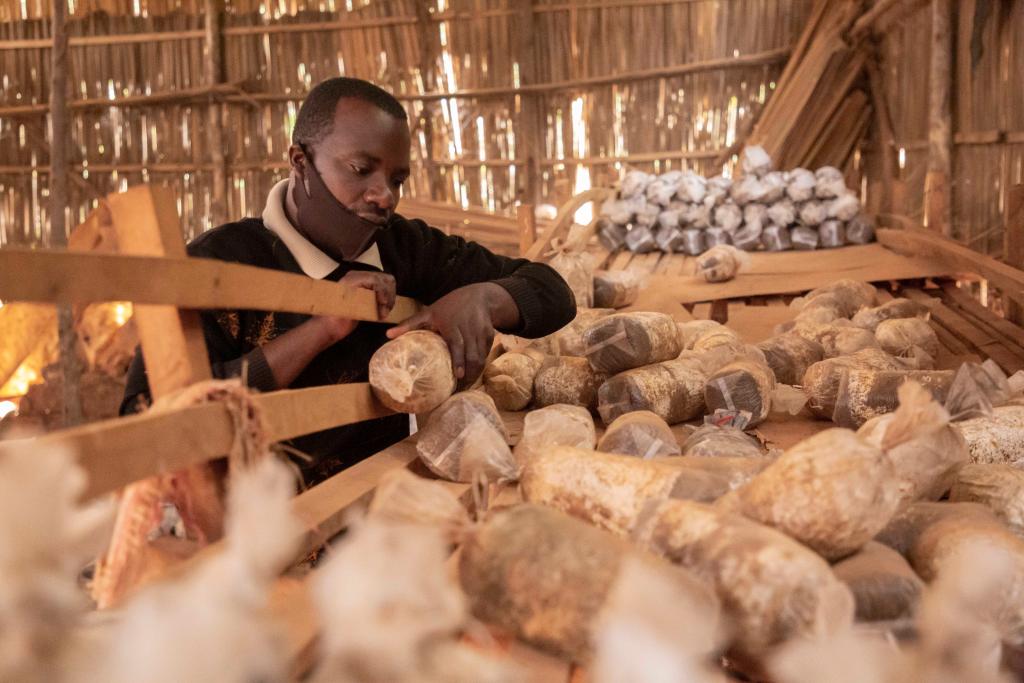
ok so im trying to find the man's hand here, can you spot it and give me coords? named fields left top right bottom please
left=386, top=282, right=520, bottom=385
left=340, top=270, right=397, bottom=322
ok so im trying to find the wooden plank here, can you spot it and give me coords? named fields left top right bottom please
left=108, top=185, right=212, bottom=399
left=0, top=248, right=420, bottom=324
left=525, top=188, right=613, bottom=262
left=0, top=383, right=392, bottom=500
left=518, top=204, right=537, bottom=256
left=606, top=249, right=635, bottom=272
left=877, top=227, right=1024, bottom=307
left=924, top=0, right=953, bottom=235
left=902, top=289, right=1024, bottom=373
left=1005, top=185, right=1024, bottom=324
left=643, top=243, right=951, bottom=304
left=937, top=284, right=1024, bottom=361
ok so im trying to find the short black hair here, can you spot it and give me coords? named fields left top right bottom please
left=292, top=77, right=407, bottom=147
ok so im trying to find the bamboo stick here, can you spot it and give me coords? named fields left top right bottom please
left=0, top=28, right=205, bottom=50
left=0, top=82, right=253, bottom=117
left=924, top=0, right=953, bottom=236
left=204, top=0, right=227, bottom=228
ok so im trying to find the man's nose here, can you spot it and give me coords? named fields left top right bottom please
left=364, top=178, right=395, bottom=212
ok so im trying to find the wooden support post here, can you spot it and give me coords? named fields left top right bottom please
left=204, top=0, right=228, bottom=228
left=1005, top=185, right=1024, bottom=324
left=514, top=0, right=543, bottom=206
left=49, top=0, right=83, bottom=428
left=518, top=204, right=536, bottom=257
left=108, top=186, right=212, bottom=397
left=924, top=0, right=953, bottom=236
left=866, top=50, right=897, bottom=214
left=413, top=0, right=445, bottom=201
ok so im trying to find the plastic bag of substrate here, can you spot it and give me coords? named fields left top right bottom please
left=646, top=177, right=678, bottom=207
left=482, top=348, right=547, bottom=411
left=831, top=368, right=956, bottom=429
left=845, top=214, right=876, bottom=244
left=596, top=217, right=628, bottom=251
left=533, top=356, right=605, bottom=410
left=851, top=298, right=930, bottom=331
left=943, top=359, right=1014, bottom=420
left=624, top=225, right=658, bottom=253
left=682, top=202, right=713, bottom=230
left=600, top=199, right=634, bottom=226
left=705, top=175, right=733, bottom=205
left=828, top=193, right=860, bottom=221
left=704, top=227, right=732, bottom=248
left=514, top=404, right=596, bottom=465
left=654, top=225, right=686, bottom=253
left=761, top=171, right=787, bottom=203
left=597, top=357, right=708, bottom=426
left=790, top=226, right=821, bottom=251
left=369, top=330, right=457, bottom=413
left=656, top=208, right=682, bottom=231
left=682, top=424, right=765, bottom=459
left=597, top=410, right=681, bottom=458
left=583, top=312, right=682, bottom=375
left=703, top=358, right=777, bottom=427
left=415, top=391, right=516, bottom=483
left=797, top=201, right=827, bottom=227
left=743, top=203, right=768, bottom=231
left=730, top=176, right=768, bottom=206
left=593, top=270, right=641, bottom=309
left=801, top=348, right=909, bottom=420
left=819, top=220, right=845, bottom=248
left=786, top=168, right=816, bottom=203
left=795, top=279, right=877, bottom=318
left=620, top=170, right=653, bottom=199
left=677, top=173, right=707, bottom=204
left=695, top=245, right=751, bottom=283
left=741, top=145, right=773, bottom=177
left=732, top=223, right=764, bottom=251
left=636, top=202, right=662, bottom=229
left=756, top=333, right=825, bottom=386
left=548, top=307, right=615, bottom=357
left=713, top=202, right=744, bottom=233
left=680, top=228, right=706, bottom=256
left=767, top=198, right=797, bottom=227
left=761, top=224, right=792, bottom=251
left=548, top=245, right=594, bottom=308
left=875, top=318, right=940, bottom=360
left=814, top=166, right=846, bottom=199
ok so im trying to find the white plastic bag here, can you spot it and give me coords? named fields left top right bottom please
left=696, top=245, right=751, bottom=283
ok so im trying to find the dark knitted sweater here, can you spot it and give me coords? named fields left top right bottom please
left=121, top=214, right=576, bottom=483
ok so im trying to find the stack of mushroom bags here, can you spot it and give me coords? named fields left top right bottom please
left=366, top=279, right=1024, bottom=682
left=596, top=146, right=876, bottom=258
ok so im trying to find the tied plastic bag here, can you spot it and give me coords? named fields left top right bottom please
left=549, top=307, right=616, bottom=357
left=761, top=171, right=788, bottom=202
left=730, top=175, right=768, bottom=205
left=583, top=312, right=683, bottom=375
left=695, top=244, right=751, bottom=283
left=796, top=279, right=877, bottom=318
left=741, top=145, right=773, bottom=177
left=415, top=391, right=516, bottom=484
left=756, top=333, right=825, bottom=386
left=743, top=203, right=769, bottom=231
left=369, top=330, right=457, bottom=413
left=656, top=208, right=682, bottom=231
left=682, top=424, right=765, bottom=459
left=597, top=411, right=681, bottom=458
left=801, top=348, right=908, bottom=420
left=704, top=227, right=732, bottom=248
left=680, top=228, right=706, bottom=256
left=533, top=356, right=605, bottom=409
left=832, top=541, right=924, bottom=622
left=815, top=166, right=847, bottom=199
left=705, top=175, right=733, bottom=206
left=828, top=193, right=861, bottom=221
left=635, top=202, right=661, bottom=228
left=792, top=225, right=821, bottom=250
left=944, top=360, right=1013, bottom=420
left=786, top=168, right=816, bottom=202
left=703, top=356, right=777, bottom=427
left=845, top=214, right=876, bottom=244
left=762, top=223, right=792, bottom=251
left=819, top=220, right=846, bottom=248
left=547, top=228, right=595, bottom=308
left=832, top=368, right=955, bottom=429
left=597, top=356, right=708, bottom=426
left=600, top=199, right=634, bottom=226
left=851, top=298, right=931, bottom=331
left=593, top=270, right=642, bottom=309
left=514, top=405, right=596, bottom=465
left=714, top=202, right=744, bottom=232
left=767, top=198, right=797, bottom=227
left=654, top=226, right=686, bottom=253
left=875, top=318, right=940, bottom=360
left=797, top=201, right=827, bottom=227
left=620, top=170, right=653, bottom=199
left=624, top=225, right=658, bottom=253
left=646, top=177, right=678, bottom=207
left=596, top=217, right=628, bottom=251
left=482, top=348, right=547, bottom=411
left=732, top=223, right=764, bottom=251
left=677, top=172, right=707, bottom=204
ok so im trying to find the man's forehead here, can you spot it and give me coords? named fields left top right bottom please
left=321, top=97, right=410, bottom=150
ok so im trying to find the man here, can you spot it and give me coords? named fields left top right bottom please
left=122, top=77, right=576, bottom=483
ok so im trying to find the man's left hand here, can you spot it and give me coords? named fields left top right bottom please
left=386, top=282, right=520, bottom=386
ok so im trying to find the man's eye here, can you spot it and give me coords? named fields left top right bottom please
left=393, top=176, right=408, bottom=187
left=350, top=165, right=370, bottom=176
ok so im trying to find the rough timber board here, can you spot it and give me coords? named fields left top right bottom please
left=625, top=244, right=950, bottom=304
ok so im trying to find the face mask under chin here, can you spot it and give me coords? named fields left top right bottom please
left=292, top=148, right=383, bottom=262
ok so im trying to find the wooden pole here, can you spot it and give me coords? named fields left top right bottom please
left=49, top=0, right=83, bottom=428
left=204, top=0, right=227, bottom=227
left=866, top=50, right=897, bottom=213
left=518, top=204, right=536, bottom=257
left=924, top=0, right=953, bottom=236
left=413, top=0, right=445, bottom=201
left=515, top=0, right=543, bottom=206
left=1005, top=185, right=1024, bottom=325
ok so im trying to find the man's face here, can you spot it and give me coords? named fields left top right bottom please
left=293, top=97, right=411, bottom=225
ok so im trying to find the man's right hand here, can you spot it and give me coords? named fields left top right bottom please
left=339, top=270, right=397, bottom=322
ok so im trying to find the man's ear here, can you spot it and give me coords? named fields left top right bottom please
left=288, top=144, right=307, bottom=176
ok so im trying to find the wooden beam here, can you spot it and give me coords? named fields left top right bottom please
left=203, top=0, right=228, bottom=228
left=1005, top=185, right=1024, bottom=324
left=518, top=204, right=537, bottom=257
left=0, top=383, right=391, bottom=501
left=49, top=0, right=83, bottom=428
left=0, top=249, right=420, bottom=324
left=877, top=227, right=1024, bottom=308
left=514, top=0, right=542, bottom=205
left=866, top=51, right=897, bottom=213
left=524, top=188, right=614, bottom=261
left=924, top=0, right=953, bottom=236
left=108, top=186, right=212, bottom=398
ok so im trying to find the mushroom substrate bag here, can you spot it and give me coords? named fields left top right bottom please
left=756, top=333, right=824, bottom=386
left=851, top=298, right=930, bottom=331
left=682, top=424, right=766, bottom=459
left=369, top=330, right=456, bottom=413
left=874, top=318, right=940, bottom=360
left=624, top=225, right=658, bottom=253
left=582, top=312, right=682, bottom=376
left=802, top=348, right=908, bottom=420
left=818, top=220, right=845, bottom=248
left=592, top=270, right=641, bottom=309
left=597, top=356, right=707, bottom=426
left=514, top=404, right=597, bottom=466
left=845, top=215, right=876, bottom=244
left=696, top=245, right=750, bottom=283
left=596, top=411, right=681, bottom=458
left=831, top=541, right=923, bottom=622
left=948, top=463, right=1024, bottom=537
left=533, top=356, right=605, bottom=410
left=761, top=224, right=793, bottom=251
left=482, top=348, right=546, bottom=411
left=415, top=391, right=515, bottom=483
left=831, top=368, right=955, bottom=429
left=953, top=406, right=1024, bottom=466
left=703, top=358, right=777, bottom=427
